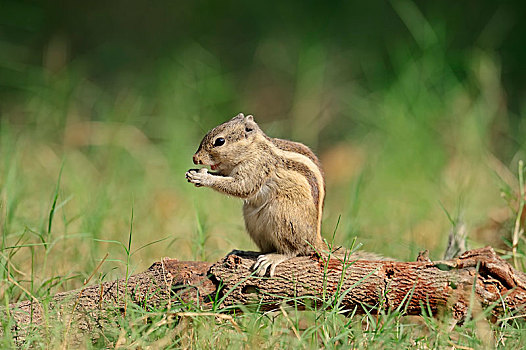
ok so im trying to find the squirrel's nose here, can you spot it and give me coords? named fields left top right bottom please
left=193, top=155, right=201, bottom=165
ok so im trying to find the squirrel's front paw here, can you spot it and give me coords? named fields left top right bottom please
left=185, top=168, right=211, bottom=187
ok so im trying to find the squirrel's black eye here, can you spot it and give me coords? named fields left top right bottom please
left=213, top=137, right=225, bottom=147
left=245, top=127, right=253, bottom=132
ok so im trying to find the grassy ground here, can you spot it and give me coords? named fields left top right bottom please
left=1, top=17, right=526, bottom=349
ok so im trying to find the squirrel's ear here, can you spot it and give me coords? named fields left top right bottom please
left=244, top=115, right=257, bottom=136
left=232, top=113, right=244, bottom=121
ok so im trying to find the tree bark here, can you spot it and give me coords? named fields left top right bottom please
left=211, top=247, right=526, bottom=319
left=3, top=247, right=526, bottom=343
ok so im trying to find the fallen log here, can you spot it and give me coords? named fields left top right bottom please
left=211, top=247, right=526, bottom=319
left=3, top=247, right=526, bottom=343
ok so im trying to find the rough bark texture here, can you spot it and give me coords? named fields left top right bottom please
left=4, top=259, right=214, bottom=344
left=3, top=247, right=526, bottom=344
left=211, top=247, right=526, bottom=319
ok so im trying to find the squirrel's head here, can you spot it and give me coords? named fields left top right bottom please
left=193, top=113, right=263, bottom=174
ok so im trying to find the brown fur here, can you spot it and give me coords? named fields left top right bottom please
left=186, top=113, right=325, bottom=275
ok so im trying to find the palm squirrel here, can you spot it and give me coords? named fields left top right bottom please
left=186, top=113, right=325, bottom=276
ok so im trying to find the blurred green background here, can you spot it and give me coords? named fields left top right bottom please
left=1, top=0, right=525, bottom=298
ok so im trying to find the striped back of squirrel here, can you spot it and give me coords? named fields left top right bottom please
left=192, top=113, right=325, bottom=242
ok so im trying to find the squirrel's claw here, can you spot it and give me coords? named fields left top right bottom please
left=185, top=168, right=209, bottom=187
left=252, top=253, right=289, bottom=277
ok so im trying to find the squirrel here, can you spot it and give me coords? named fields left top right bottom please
left=186, top=113, right=326, bottom=276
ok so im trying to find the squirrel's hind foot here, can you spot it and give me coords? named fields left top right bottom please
left=252, top=253, right=290, bottom=277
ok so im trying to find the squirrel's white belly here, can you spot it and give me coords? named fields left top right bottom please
left=243, top=181, right=280, bottom=252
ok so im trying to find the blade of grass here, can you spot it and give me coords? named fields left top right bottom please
left=48, top=161, right=64, bottom=236
left=512, top=160, right=525, bottom=269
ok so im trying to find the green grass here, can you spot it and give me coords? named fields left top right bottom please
left=1, top=9, right=526, bottom=348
